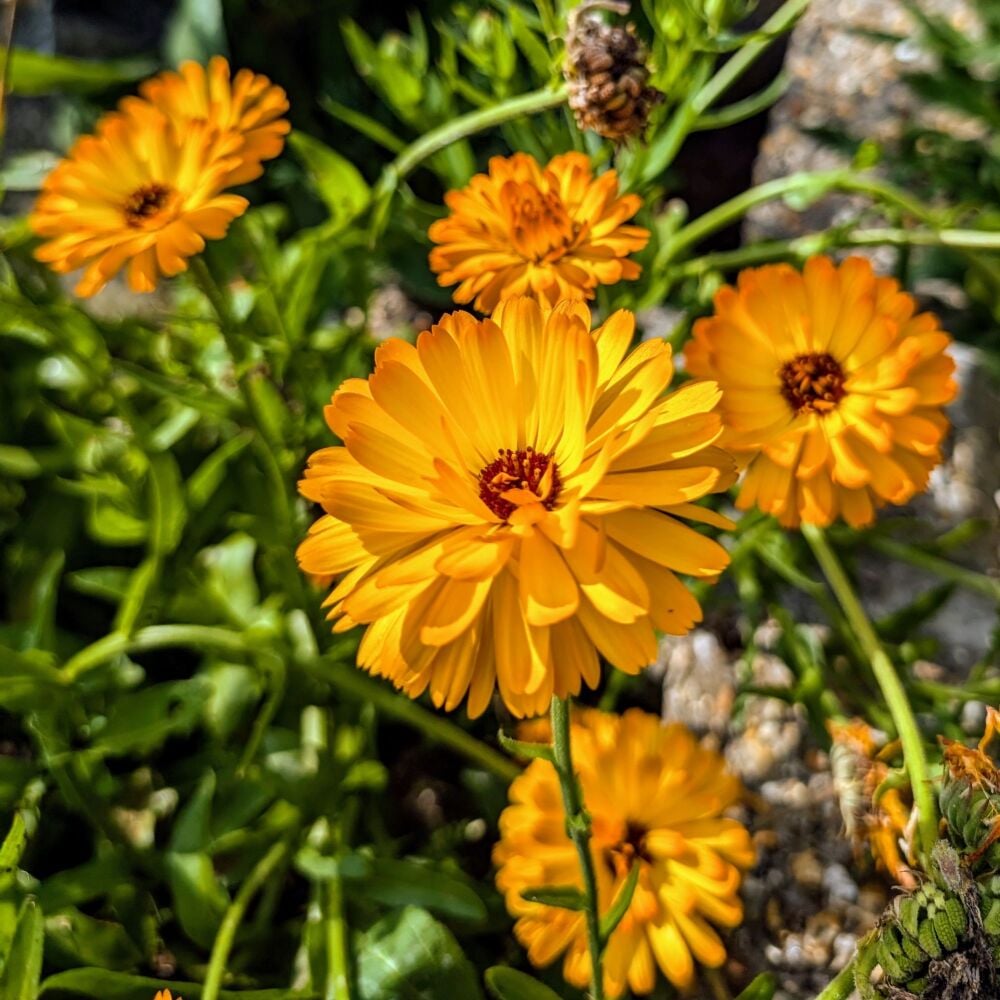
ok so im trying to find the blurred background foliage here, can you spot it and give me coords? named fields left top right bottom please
left=1, top=0, right=999, bottom=999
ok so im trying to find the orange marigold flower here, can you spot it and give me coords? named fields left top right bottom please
left=828, top=718, right=917, bottom=888
left=428, top=152, right=649, bottom=312
left=494, top=708, right=754, bottom=996
left=123, top=56, right=290, bottom=186
left=685, top=256, right=957, bottom=528
left=298, top=297, right=735, bottom=718
left=154, top=991, right=180, bottom=1000
left=30, top=108, right=249, bottom=297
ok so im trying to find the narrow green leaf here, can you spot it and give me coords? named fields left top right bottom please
left=599, top=861, right=640, bottom=944
left=7, top=50, right=155, bottom=95
left=0, top=445, right=43, bottom=478
left=0, top=899, right=44, bottom=1000
left=498, top=730, right=554, bottom=762
left=735, top=972, right=779, bottom=1000
left=288, top=131, right=371, bottom=229
left=484, top=967, right=563, bottom=1000
left=185, top=433, right=253, bottom=511
left=39, top=968, right=313, bottom=999
left=164, top=0, right=227, bottom=64
left=519, top=885, right=587, bottom=911
left=351, top=857, right=488, bottom=924
left=147, top=452, right=187, bottom=557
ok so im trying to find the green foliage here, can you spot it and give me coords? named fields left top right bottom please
left=3, top=0, right=1000, bottom=998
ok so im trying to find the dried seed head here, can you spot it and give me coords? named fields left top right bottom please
left=564, top=1, right=663, bottom=142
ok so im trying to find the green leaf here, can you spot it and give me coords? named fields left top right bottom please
left=164, top=0, right=227, bottom=65
left=519, top=886, right=586, bottom=911
left=294, top=848, right=372, bottom=883
left=288, top=131, right=371, bottom=229
left=169, top=771, right=216, bottom=854
left=599, top=861, right=640, bottom=944
left=735, top=972, right=779, bottom=1000
left=44, top=907, right=142, bottom=971
left=0, top=445, right=44, bottom=478
left=7, top=50, right=155, bottom=95
left=92, top=679, right=210, bottom=756
left=164, top=852, right=229, bottom=950
left=484, top=967, right=563, bottom=1000
left=197, top=533, right=260, bottom=625
left=37, top=857, right=130, bottom=912
left=0, top=151, right=61, bottom=192
left=352, top=858, right=488, bottom=924
left=185, top=434, right=253, bottom=512
left=147, top=452, right=187, bottom=557
left=65, top=568, right=131, bottom=604
left=355, top=907, right=484, bottom=1000
left=0, top=898, right=44, bottom=1000
left=39, top=968, right=316, bottom=999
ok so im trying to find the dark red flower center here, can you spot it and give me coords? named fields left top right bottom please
left=124, top=183, right=173, bottom=226
left=604, top=820, right=651, bottom=877
left=779, top=352, right=846, bottom=415
left=478, top=447, right=561, bottom=521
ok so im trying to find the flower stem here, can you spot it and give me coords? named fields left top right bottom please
left=802, top=524, right=938, bottom=861
left=814, top=959, right=857, bottom=1000
left=307, top=656, right=520, bottom=783
left=386, top=86, right=568, bottom=184
left=202, top=838, right=291, bottom=1000
left=550, top=695, right=605, bottom=1000
left=189, top=255, right=244, bottom=363
left=662, top=170, right=942, bottom=264
left=325, top=875, right=352, bottom=1000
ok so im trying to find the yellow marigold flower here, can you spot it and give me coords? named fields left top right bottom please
left=685, top=256, right=957, bottom=528
left=154, top=991, right=180, bottom=1000
left=428, top=152, right=649, bottom=312
left=494, top=708, right=754, bottom=996
left=123, top=56, right=290, bottom=186
left=30, top=109, right=248, bottom=297
left=298, top=298, right=735, bottom=718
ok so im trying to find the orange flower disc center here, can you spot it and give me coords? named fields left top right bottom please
left=779, top=351, right=846, bottom=415
left=478, top=447, right=561, bottom=521
left=505, top=182, right=576, bottom=262
left=123, top=182, right=175, bottom=227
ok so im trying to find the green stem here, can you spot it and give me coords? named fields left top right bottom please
left=202, top=839, right=291, bottom=1000
left=663, top=170, right=942, bottom=264
left=814, top=959, right=857, bottom=1000
left=692, top=0, right=810, bottom=117
left=386, top=86, right=568, bottom=183
left=633, top=0, right=807, bottom=185
left=668, top=223, right=1000, bottom=278
left=191, top=253, right=310, bottom=611
left=189, top=256, right=243, bottom=363
left=692, top=71, right=791, bottom=132
left=325, top=874, right=351, bottom=1000
left=550, top=696, right=604, bottom=1000
left=802, top=524, right=938, bottom=861
left=306, top=656, right=519, bottom=783
left=61, top=624, right=248, bottom=682
left=867, top=535, right=1000, bottom=602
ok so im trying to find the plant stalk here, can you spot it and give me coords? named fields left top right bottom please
left=387, top=86, right=568, bottom=183
left=325, top=875, right=351, bottom=1000
left=306, top=656, right=520, bottom=783
left=202, top=839, right=291, bottom=1000
left=550, top=695, right=605, bottom=1000
left=814, top=959, right=857, bottom=1000
left=802, top=524, right=938, bottom=860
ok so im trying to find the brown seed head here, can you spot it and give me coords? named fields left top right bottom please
left=564, top=1, right=664, bottom=142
